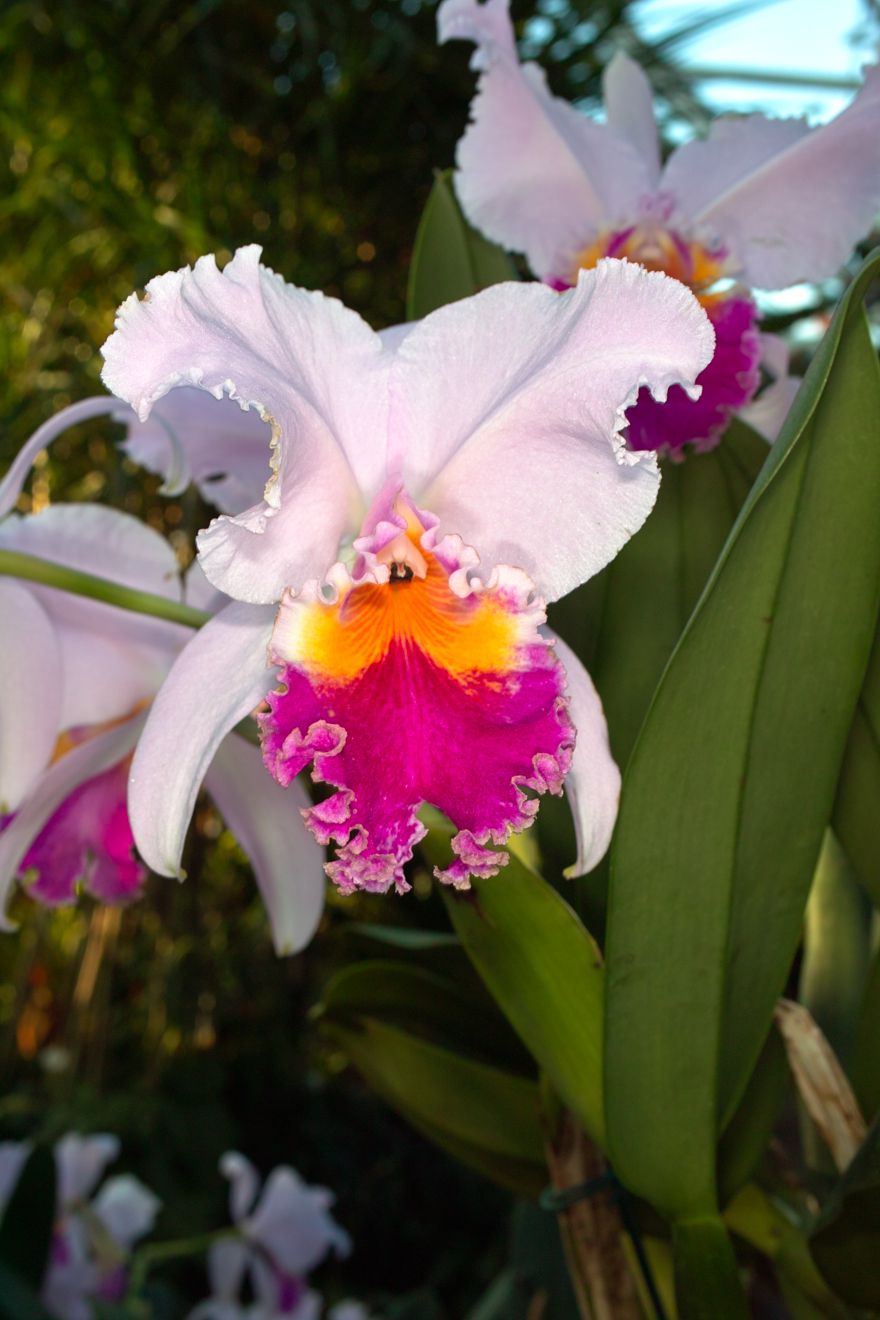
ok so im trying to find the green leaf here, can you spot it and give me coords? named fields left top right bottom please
left=605, top=251, right=880, bottom=1240
left=325, top=1017, right=545, bottom=1196
left=0, top=1144, right=56, bottom=1293
left=799, top=833, right=872, bottom=1073
left=318, top=959, right=532, bottom=1073
left=810, top=1115, right=880, bottom=1306
left=672, top=1217, right=748, bottom=1320
left=852, top=942, right=880, bottom=1119
left=406, top=170, right=516, bottom=321
left=0, top=549, right=207, bottom=630
left=717, top=1027, right=789, bottom=1205
left=424, top=825, right=605, bottom=1146
left=833, top=617, right=880, bottom=905
left=0, top=1261, right=55, bottom=1320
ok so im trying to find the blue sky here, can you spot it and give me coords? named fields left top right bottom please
left=634, top=0, right=875, bottom=120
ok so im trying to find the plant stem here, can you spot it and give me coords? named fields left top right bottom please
left=126, top=1228, right=239, bottom=1299
left=0, top=550, right=209, bottom=629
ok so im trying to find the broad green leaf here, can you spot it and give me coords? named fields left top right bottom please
left=406, top=170, right=516, bottom=321
left=424, top=824, right=605, bottom=1146
left=605, top=252, right=880, bottom=1242
left=325, top=1017, right=545, bottom=1195
left=810, top=1116, right=880, bottom=1306
left=318, top=959, right=532, bottom=1073
left=672, top=1217, right=747, bottom=1320
left=544, top=419, right=766, bottom=936
left=0, top=1144, right=55, bottom=1293
left=833, top=617, right=880, bottom=905
left=717, top=1027, right=788, bottom=1205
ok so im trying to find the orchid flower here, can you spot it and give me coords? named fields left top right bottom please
left=438, top=0, right=880, bottom=457
left=0, top=1132, right=159, bottom=1320
left=0, top=499, right=325, bottom=952
left=189, top=1151, right=350, bottom=1320
left=101, top=244, right=713, bottom=894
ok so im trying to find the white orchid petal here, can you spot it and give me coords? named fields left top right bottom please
left=204, top=737, right=326, bottom=956
left=397, top=260, right=714, bottom=601
left=0, top=582, right=62, bottom=813
left=551, top=635, right=621, bottom=877
left=0, top=397, right=121, bottom=520
left=102, top=246, right=390, bottom=603
left=663, top=66, right=880, bottom=287
left=437, top=0, right=651, bottom=278
left=128, top=602, right=276, bottom=879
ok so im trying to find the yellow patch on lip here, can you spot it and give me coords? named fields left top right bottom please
left=573, top=226, right=729, bottom=293
left=298, top=548, right=518, bottom=686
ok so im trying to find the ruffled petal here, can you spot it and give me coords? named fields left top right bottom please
left=203, top=736, right=326, bottom=956
left=0, top=582, right=62, bottom=813
left=92, top=1174, right=161, bottom=1248
left=55, top=1133, right=120, bottom=1205
left=119, top=387, right=273, bottom=514
left=262, top=546, right=574, bottom=894
left=438, top=0, right=651, bottom=279
left=624, top=291, right=761, bottom=456
left=127, top=602, right=276, bottom=878
left=602, top=51, right=661, bottom=185
left=662, top=66, right=880, bottom=288
left=0, top=397, right=121, bottom=520
left=0, top=715, right=144, bottom=927
left=246, top=1167, right=350, bottom=1276
left=102, top=246, right=389, bottom=603
left=394, top=260, right=714, bottom=601
left=550, top=635, right=620, bottom=877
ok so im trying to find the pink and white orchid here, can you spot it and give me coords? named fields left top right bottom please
left=190, top=1151, right=350, bottom=1320
left=0, top=1132, right=159, bottom=1320
left=438, top=0, right=880, bottom=456
left=0, top=499, right=324, bottom=953
left=101, top=244, right=713, bottom=895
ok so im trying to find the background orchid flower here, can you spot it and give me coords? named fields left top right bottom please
left=189, top=1151, right=350, bottom=1320
left=0, top=499, right=325, bottom=953
left=437, top=0, right=880, bottom=457
left=101, top=244, right=713, bottom=896
left=0, top=389, right=273, bottom=527
left=0, top=1132, right=159, bottom=1320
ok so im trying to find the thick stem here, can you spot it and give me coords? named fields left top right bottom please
left=544, top=1109, right=642, bottom=1320
left=0, top=550, right=209, bottom=628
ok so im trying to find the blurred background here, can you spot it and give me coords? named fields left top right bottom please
left=1, top=2, right=878, bottom=1314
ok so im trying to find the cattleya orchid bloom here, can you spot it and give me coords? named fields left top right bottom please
left=101, top=245, right=713, bottom=894
left=0, top=498, right=324, bottom=952
left=0, top=1132, right=159, bottom=1320
left=438, top=0, right=880, bottom=456
left=189, top=1152, right=350, bottom=1320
